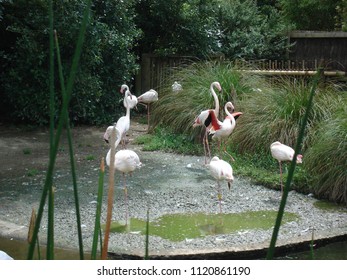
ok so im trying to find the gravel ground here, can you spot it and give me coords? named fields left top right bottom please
left=0, top=122, right=346, bottom=258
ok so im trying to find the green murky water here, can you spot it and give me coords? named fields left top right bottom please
left=108, top=210, right=299, bottom=241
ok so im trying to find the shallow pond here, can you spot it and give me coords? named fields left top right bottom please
left=107, top=210, right=299, bottom=242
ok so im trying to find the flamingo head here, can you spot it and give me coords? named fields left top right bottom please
left=213, top=81, right=222, bottom=92
left=296, top=154, right=303, bottom=164
left=120, top=84, right=128, bottom=94
left=103, top=126, right=120, bottom=144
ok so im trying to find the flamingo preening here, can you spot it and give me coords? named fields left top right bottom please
left=137, top=89, right=158, bottom=130
left=208, top=156, right=234, bottom=213
left=120, top=84, right=138, bottom=109
left=270, top=141, right=303, bottom=193
left=193, top=81, right=222, bottom=164
left=208, top=101, right=242, bottom=161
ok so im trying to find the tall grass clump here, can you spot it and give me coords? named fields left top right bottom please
left=304, top=94, right=347, bottom=205
left=151, top=60, right=262, bottom=139
left=231, top=77, right=337, bottom=154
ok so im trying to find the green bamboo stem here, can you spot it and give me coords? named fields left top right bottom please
left=27, top=0, right=92, bottom=259
left=54, top=30, right=85, bottom=259
left=144, top=208, right=150, bottom=260
left=91, top=158, right=105, bottom=260
left=47, top=0, right=55, bottom=260
left=102, top=127, right=117, bottom=260
left=266, top=69, right=321, bottom=259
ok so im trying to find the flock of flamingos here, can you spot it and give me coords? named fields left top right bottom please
left=102, top=81, right=303, bottom=219
left=0, top=81, right=304, bottom=260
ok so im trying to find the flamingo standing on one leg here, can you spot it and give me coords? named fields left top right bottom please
left=207, top=156, right=234, bottom=213
left=137, top=89, right=158, bottom=131
left=193, top=81, right=222, bottom=164
left=208, top=101, right=243, bottom=161
left=270, top=141, right=303, bottom=194
left=120, top=84, right=138, bottom=109
left=106, top=147, right=142, bottom=225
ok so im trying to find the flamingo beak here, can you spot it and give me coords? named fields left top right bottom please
left=232, top=111, right=243, bottom=121
left=228, top=181, right=232, bottom=190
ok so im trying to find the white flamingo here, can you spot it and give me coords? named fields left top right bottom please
left=270, top=141, right=303, bottom=193
left=208, top=101, right=243, bottom=161
left=105, top=126, right=142, bottom=224
left=172, top=81, right=182, bottom=92
left=137, top=89, right=158, bottom=130
left=0, top=250, right=13, bottom=260
left=105, top=89, right=134, bottom=148
left=193, top=81, right=222, bottom=164
left=120, top=84, right=138, bottom=109
left=208, top=156, right=234, bottom=213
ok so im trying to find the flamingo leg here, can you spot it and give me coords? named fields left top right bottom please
left=204, top=129, right=211, bottom=164
left=223, top=140, right=235, bottom=162
left=202, top=132, right=208, bottom=164
left=147, top=104, right=150, bottom=132
left=217, top=180, right=222, bottom=214
left=279, top=161, right=283, bottom=194
left=123, top=173, right=129, bottom=225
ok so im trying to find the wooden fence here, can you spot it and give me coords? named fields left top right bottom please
left=136, top=55, right=346, bottom=94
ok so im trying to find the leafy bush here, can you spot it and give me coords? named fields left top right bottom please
left=279, top=0, right=342, bottom=31
left=0, top=0, right=140, bottom=125
left=216, top=0, right=290, bottom=60
left=231, top=77, right=339, bottom=154
left=304, top=94, right=347, bottom=204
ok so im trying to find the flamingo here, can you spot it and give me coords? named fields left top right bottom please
left=0, top=250, right=13, bottom=260
left=270, top=141, right=303, bottom=193
left=105, top=89, right=134, bottom=148
left=193, top=81, right=222, bottom=164
left=172, top=81, right=182, bottom=92
left=208, top=101, right=243, bottom=161
left=208, top=156, right=234, bottom=213
left=106, top=146, right=142, bottom=225
left=120, top=84, right=138, bottom=109
left=137, top=89, right=158, bottom=130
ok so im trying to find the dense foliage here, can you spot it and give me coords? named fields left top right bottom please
left=279, top=0, right=345, bottom=31
left=216, top=0, right=290, bottom=60
left=135, top=0, right=290, bottom=60
left=0, top=0, right=140, bottom=125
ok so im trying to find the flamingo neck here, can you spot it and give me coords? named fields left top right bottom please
left=124, top=90, right=131, bottom=118
left=224, top=103, right=235, bottom=125
left=210, top=83, right=220, bottom=118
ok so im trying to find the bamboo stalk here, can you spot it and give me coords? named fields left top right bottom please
left=91, top=158, right=105, bottom=260
left=102, top=127, right=116, bottom=260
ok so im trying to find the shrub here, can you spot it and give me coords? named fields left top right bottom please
left=304, top=94, right=347, bottom=204
left=0, top=0, right=140, bottom=125
left=231, top=77, right=339, bottom=154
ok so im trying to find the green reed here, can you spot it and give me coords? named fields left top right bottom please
left=91, top=158, right=105, bottom=260
left=54, top=29, right=84, bottom=259
left=144, top=208, right=150, bottom=260
left=27, top=0, right=92, bottom=260
left=266, top=69, right=322, bottom=259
